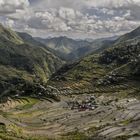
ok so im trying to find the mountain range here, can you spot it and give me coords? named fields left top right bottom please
left=50, top=26, right=140, bottom=91
left=1, top=23, right=140, bottom=97
left=35, top=36, right=117, bottom=61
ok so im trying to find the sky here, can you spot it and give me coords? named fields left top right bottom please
left=0, top=0, right=140, bottom=39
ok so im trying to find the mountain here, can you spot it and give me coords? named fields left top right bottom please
left=0, top=24, right=23, bottom=45
left=49, top=26, right=140, bottom=93
left=115, top=26, right=140, bottom=44
left=0, top=24, right=64, bottom=96
left=35, top=36, right=91, bottom=61
left=17, top=32, right=44, bottom=47
left=35, top=36, right=119, bottom=61
left=0, top=24, right=117, bottom=99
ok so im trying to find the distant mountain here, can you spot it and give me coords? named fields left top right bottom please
left=17, top=32, right=44, bottom=47
left=35, top=36, right=119, bottom=61
left=35, top=36, right=91, bottom=61
left=0, top=24, right=64, bottom=95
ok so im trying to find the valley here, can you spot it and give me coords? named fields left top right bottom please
left=0, top=24, right=140, bottom=140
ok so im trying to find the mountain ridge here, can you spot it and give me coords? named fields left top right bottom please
left=35, top=35, right=119, bottom=61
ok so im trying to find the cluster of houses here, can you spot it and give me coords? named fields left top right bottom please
left=70, top=96, right=98, bottom=111
left=97, top=70, right=125, bottom=86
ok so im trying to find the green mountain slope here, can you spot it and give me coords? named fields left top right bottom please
left=0, top=24, right=23, bottom=45
left=0, top=24, right=64, bottom=96
left=115, top=26, right=140, bottom=44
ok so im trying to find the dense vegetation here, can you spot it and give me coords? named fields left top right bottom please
left=0, top=24, right=64, bottom=98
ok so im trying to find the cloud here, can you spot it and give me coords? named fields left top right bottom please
left=3, top=18, right=15, bottom=28
left=28, top=0, right=140, bottom=10
left=29, top=0, right=84, bottom=10
left=59, top=7, right=76, bottom=19
left=0, top=0, right=29, bottom=14
left=27, top=9, right=73, bottom=32
left=0, top=0, right=140, bottom=39
left=84, top=0, right=140, bottom=8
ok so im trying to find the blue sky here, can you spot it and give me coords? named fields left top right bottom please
left=0, top=0, right=140, bottom=39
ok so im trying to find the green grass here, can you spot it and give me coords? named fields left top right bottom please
left=15, top=98, right=39, bottom=110
left=120, top=119, right=133, bottom=125
left=61, top=131, right=89, bottom=140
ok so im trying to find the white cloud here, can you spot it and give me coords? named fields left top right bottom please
left=59, top=7, right=76, bottom=19
left=0, top=0, right=29, bottom=14
left=3, top=18, right=15, bottom=28
left=0, top=0, right=140, bottom=39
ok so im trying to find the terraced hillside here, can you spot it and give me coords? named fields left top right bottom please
left=50, top=26, right=140, bottom=91
left=0, top=86, right=140, bottom=140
